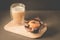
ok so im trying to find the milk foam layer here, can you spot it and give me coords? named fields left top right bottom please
left=11, top=6, right=25, bottom=13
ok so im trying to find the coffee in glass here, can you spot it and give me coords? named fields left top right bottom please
left=10, top=3, right=25, bottom=25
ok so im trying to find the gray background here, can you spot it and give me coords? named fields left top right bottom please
left=0, top=0, right=60, bottom=11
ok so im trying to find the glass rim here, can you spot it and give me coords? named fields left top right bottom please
left=10, top=3, right=25, bottom=8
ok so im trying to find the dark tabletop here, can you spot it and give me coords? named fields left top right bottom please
left=0, top=10, right=60, bottom=40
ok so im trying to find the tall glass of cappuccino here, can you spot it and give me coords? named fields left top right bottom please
left=10, top=3, right=25, bottom=25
